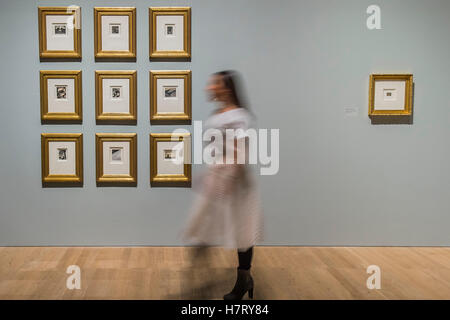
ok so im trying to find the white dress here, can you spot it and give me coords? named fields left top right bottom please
left=180, top=108, right=264, bottom=251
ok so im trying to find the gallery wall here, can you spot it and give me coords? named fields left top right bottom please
left=1, top=0, right=449, bottom=246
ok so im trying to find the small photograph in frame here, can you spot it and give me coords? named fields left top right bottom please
left=369, top=74, right=413, bottom=118
left=150, top=70, right=191, bottom=124
left=150, top=133, right=191, bottom=187
left=149, top=7, right=191, bottom=60
left=41, top=133, right=83, bottom=187
left=94, top=7, right=136, bottom=61
left=95, top=70, right=137, bottom=124
left=38, top=7, right=82, bottom=60
left=96, top=133, right=137, bottom=186
left=40, top=70, right=82, bottom=123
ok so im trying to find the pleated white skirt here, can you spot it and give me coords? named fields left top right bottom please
left=181, top=164, right=264, bottom=251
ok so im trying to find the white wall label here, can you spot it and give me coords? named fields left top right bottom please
left=344, top=106, right=358, bottom=117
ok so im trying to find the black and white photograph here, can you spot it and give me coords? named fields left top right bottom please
left=111, top=86, right=121, bottom=99
left=110, top=24, right=120, bottom=35
left=164, top=149, right=176, bottom=160
left=53, top=23, right=67, bottom=35
left=56, top=85, right=67, bottom=99
left=164, top=86, right=177, bottom=98
left=383, top=89, right=396, bottom=101
left=111, top=148, right=122, bottom=162
left=57, top=148, right=67, bottom=161
left=166, top=24, right=174, bottom=36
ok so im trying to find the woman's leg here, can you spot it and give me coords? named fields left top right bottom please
left=237, top=246, right=253, bottom=270
left=224, top=246, right=254, bottom=300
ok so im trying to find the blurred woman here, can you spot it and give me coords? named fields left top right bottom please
left=181, top=70, right=264, bottom=300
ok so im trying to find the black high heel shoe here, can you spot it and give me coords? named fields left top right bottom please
left=223, top=268, right=254, bottom=300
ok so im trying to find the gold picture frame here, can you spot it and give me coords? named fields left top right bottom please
left=95, top=70, right=137, bottom=124
left=41, top=133, right=83, bottom=187
left=96, top=133, right=137, bottom=186
left=38, top=6, right=82, bottom=60
left=369, top=74, right=413, bottom=117
left=40, top=70, right=82, bottom=123
left=149, top=7, right=191, bottom=60
left=94, top=7, right=136, bottom=61
left=150, top=133, right=191, bottom=187
left=150, top=70, right=191, bottom=124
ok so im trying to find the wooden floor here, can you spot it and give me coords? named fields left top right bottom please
left=1, top=246, right=450, bottom=299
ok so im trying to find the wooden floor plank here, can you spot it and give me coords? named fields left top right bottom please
left=0, top=246, right=450, bottom=299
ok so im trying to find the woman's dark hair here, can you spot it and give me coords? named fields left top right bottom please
left=214, top=70, right=249, bottom=110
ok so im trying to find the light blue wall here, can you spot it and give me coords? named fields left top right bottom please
left=1, top=0, right=449, bottom=246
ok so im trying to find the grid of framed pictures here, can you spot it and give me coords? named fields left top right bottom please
left=38, top=6, right=193, bottom=188
left=37, top=6, right=414, bottom=188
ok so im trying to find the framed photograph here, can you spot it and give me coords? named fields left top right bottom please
left=150, top=133, right=191, bottom=187
left=149, top=7, right=191, bottom=59
left=38, top=6, right=82, bottom=60
left=96, top=133, right=137, bottom=186
left=94, top=7, right=136, bottom=60
left=41, top=133, right=83, bottom=187
left=40, top=70, right=82, bottom=123
left=369, top=74, right=413, bottom=117
left=150, top=70, right=191, bottom=123
left=95, top=70, right=137, bottom=124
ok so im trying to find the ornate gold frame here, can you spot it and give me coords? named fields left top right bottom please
left=96, top=133, right=137, bottom=186
left=150, top=133, right=191, bottom=187
left=41, top=133, right=83, bottom=187
left=149, top=7, right=191, bottom=59
left=150, top=70, right=191, bottom=124
left=94, top=7, right=136, bottom=60
left=369, top=74, right=413, bottom=117
left=95, top=70, right=137, bottom=124
left=40, top=70, right=82, bottom=123
left=38, top=6, right=82, bottom=60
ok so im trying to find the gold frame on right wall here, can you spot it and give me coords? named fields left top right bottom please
left=368, top=74, right=413, bottom=117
